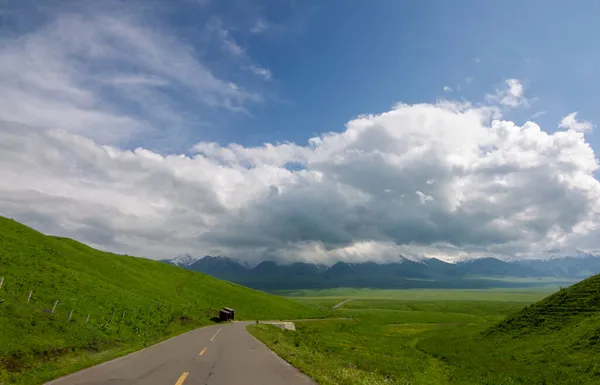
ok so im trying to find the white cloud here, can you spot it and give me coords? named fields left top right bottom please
left=443, top=86, right=452, bottom=92
left=530, top=111, right=547, bottom=119
left=207, top=17, right=273, bottom=81
left=486, top=79, right=528, bottom=108
left=249, top=65, right=273, bottom=80
left=416, top=191, right=435, bottom=204
left=251, top=19, right=269, bottom=34
left=104, top=75, right=169, bottom=86
left=0, top=7, right=261, bottom=145
left=559, top=112, right=593, bottom=133
left=207, top=18, right=244, bottom=56
left=221, top=31, right=245, bottom=56
left=474, top=57, right=481, bottom=64
left=2, top=98, right=600, bottom=264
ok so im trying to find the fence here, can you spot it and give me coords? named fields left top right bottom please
left=0, top=275, right=205, bottom=333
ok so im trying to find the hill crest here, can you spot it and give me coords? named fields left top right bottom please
left=485, top=273, right=600, bottom=336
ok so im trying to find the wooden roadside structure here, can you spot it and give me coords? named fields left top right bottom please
left=219, top=307, right=235, bottom=322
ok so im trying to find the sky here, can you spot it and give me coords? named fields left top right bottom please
left=2, top=0, right=600, bottom=264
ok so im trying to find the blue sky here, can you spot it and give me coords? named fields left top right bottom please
left=2, top=0, right=600, bottom=262
left=5, top=0, right=597, bottom=151
left=244, top=0, right=598, bottom=150
left=136, top=0, right=600, bottom=150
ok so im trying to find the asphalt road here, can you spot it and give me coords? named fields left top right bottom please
left=45, top=322, right=317, bottom=385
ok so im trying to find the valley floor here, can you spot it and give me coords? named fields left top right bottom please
left=248, top=287, right=600, bottom=385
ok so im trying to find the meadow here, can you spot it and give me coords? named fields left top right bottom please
left=249, top=284, right=600, bottom=385
left=282, top=286, right=558, bottom=304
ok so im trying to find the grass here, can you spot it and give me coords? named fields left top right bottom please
left=472, top=276, right=580, bottom=284
left=292, top=298, right=348, bottom=309
left=0, top=216, right=320, bottom=384
left=249, top=279, right=600, bottom=385
left=486, top=273, right=600, bottom=335
left=281, top=286, right=558, bottom=303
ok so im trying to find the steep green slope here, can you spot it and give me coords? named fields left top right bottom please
left=0, top=216, right=318, bottom=384
left=418, top=274, right=600, bottom=384
left=485, top=273, right=600, bottom=336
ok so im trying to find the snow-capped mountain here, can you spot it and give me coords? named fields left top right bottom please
left=160, top=253, right=200, bottom=267
left=160, top=253, right=600, bottom=291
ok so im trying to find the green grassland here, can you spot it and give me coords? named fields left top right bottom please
left=0, top=217, right=320, bottom=384
left=282, top=286, right=558, bottom=303
left=249, top=279, right=600, bottom=385
left=292, top=297, right=348, bottom=309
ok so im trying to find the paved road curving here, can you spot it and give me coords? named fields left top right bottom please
left=45, top=322, right=317, bottom=385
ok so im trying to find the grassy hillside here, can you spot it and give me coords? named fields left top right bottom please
left=251, top=280, right=600, bottom=384
left=418, top=274, right=600, bottom=383
left=0, top=216, right=318, bottom=384
left=485, top=273, right=600, bottom=336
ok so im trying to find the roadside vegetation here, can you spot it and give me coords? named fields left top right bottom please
left=0, top=217, right=320, bottom=384
left=249, top=280, right=600, bottom=385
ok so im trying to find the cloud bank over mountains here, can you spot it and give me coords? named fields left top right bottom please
left=2, top=98, right=600, bottom=263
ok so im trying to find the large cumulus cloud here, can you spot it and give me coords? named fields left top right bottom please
left=2, top=99, right=600, bottom=264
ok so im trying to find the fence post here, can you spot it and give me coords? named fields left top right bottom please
left=51, top=300, right=59, bottom=313
left=86, top=314, right=90, bottom=324
left=0, top=277, right=4, bottom=289
left=27, top=290, right=32, bottom=303
left=68, top=309, right=74, bottom=321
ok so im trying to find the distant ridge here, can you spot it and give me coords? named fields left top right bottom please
left=159, top=254, right=598, bottom=291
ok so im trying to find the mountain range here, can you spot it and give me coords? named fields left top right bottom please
left=159, top=254, right=600, bottom=291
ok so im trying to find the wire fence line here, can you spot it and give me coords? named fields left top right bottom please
left=0, top=275, right=199, bottom=331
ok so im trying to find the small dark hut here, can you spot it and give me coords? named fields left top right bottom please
left=219, top=307, right=235, bottom=322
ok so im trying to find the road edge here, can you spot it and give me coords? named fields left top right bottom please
left=43, top=323, right=220, bottom=385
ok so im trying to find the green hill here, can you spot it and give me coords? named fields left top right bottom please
left=418, top=274, right=600, bottom=384
left=0, top=216, right=318, bottom=384
left=485, top=273, right=600, bottom=336
left=477, top=274, right=600, bottom=382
